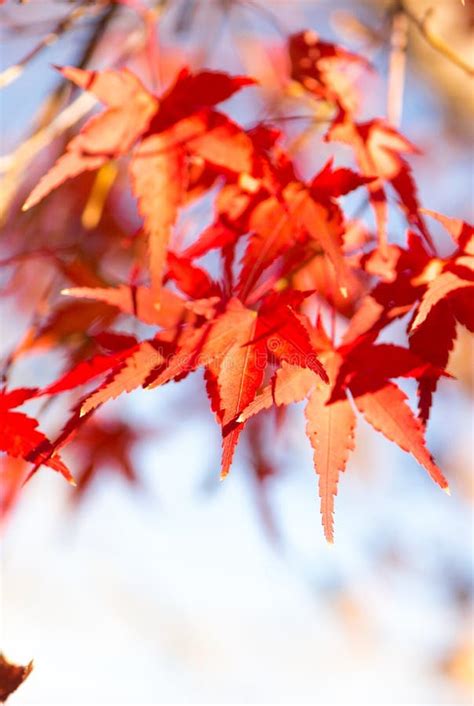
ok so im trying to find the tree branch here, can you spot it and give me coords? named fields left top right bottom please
left=400, top=1, right=474, bottom=78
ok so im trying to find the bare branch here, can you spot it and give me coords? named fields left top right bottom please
left=400, top=1, right=474, bottom=77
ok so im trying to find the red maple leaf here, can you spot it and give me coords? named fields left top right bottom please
left=23, top=66, right=255, bottom=300
left=0, top=388, right=73, bottom=482
left=238, top=322, right=448, bottom=541
left=4, top=24, right=469, bottom=541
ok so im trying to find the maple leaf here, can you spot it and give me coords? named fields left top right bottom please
left=166, top=252, right=220, bottom=299
left=68, top=417, right=146, bottom=502
left=255, top=293, right=329, bottom=381
left=237, top=345, right=353, bottom=542
left=305, top=353, right=356, bottom=543
left=352, top=380, right=448, bottom=490
left=310, top=157, right=374, bottom=199
left=327, top=117, right=433, bottom=249
left=65, top=288, right=328, bottom=480
left=342, top=223, right=472, bottom=424
left=406, top=234, right=473, bottom=422
left=23, top=65, right=255, bottom=301
left=211, top=319, right=320, bottom=479
left=41, top=341, right=139, bottom=396
left=129, top=103, right=254, bottom=300
left=150, top=67, right=255, bottom=131
left=14, top=299, right=119, bottom=358
left=22, top=67, right=158, bottom=211
left=238, top=361, right=317, bottom=423
left=289, top=30, right=370, bottom=112
left=5, top=22, right=471, bottom=543
left=342, top=215, right=470, bottom=422
left=409, top=212, right=474, bottom=334
left=72, top=298, right=257, bottom=418
left=238, top=185, right=306, bottom=296
left=129, top=132, right=186, bottom=299
left=0, top=388, right=73, bottom=482
left=331, top=338, right=449, bottom=490
left=152, top=298, right=261, bottom=384
left=238, top=328, right=449, bottom=541
left=409, top=302, right=458, bottom=425
left=421, top=209, right=474, bottom=254
left=79, top=341, right=165, bottom=416
left=0, top=653, right=33, bottom=703
left=238, top=352, right=353, bottom=542
left=410, top=271, right=474, bottom=332
left=239, top=181, right=353, bottom=301
left=62, top=284, right=189, bottom=328
left=214, top=319, right=266, bottom=478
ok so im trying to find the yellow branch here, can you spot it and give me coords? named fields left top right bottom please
left=401, top=2, right=474, bottom=78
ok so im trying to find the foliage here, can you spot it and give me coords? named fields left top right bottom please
left=1, top=16, right=473, bottom=543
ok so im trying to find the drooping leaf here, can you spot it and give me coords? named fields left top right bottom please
left=305, top=353, right=356, bottom=543
left=129, top=132, right=186, bottom=298
left=0, top=388, right=73, bottom=482
left=217, top=321, right=266, bottom=477
left=351, top=380, right=448, bottom=490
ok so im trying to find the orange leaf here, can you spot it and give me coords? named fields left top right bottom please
left=23, top=67, right=157, bottom=211
left=353, top=381, right=448, bottom=490
left=305, top=354, right=356, bottom=543
left=129, top=134, right=186, bottom=299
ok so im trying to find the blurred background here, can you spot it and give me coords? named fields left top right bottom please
left=1, top=1, right=473, bottom=703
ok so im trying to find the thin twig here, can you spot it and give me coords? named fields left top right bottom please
left=400, top=1, right=474, bottom=77
left=0, top=2, right=100, bottom=89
